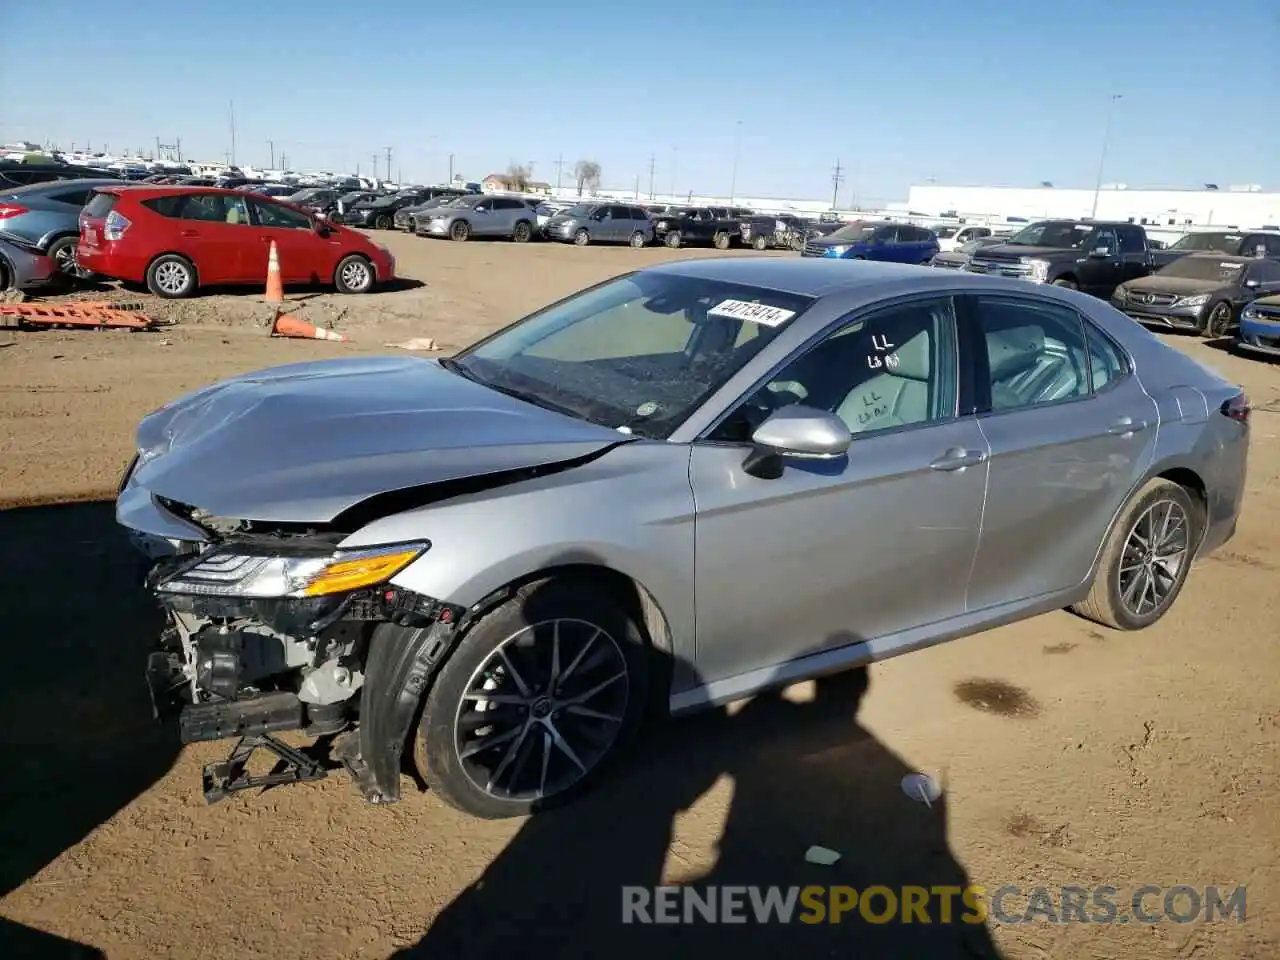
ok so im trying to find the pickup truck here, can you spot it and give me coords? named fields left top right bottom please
left=965, top=219, right=1160, bottom=299
left=652, top=206, right=753, bottom=249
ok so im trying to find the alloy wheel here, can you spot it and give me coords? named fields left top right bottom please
left=154, top=261, right=190, bottom=295
left=1206, top=303, right=1232, bottom=338
left=340, top=259, right=371, bottom=291
left=453, top=617, right=630, bottom=802
left=1116, top=499, right=1190, bottom=618
left=53, top=244, right=78, bottom=274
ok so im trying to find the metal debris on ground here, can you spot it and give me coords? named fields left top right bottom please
left=804, top=845, right=842, bottom=866
left=385, top=337, right=440, bottom=351
left=901, top=773, right=943, bottom=807
left=0, top=302, right=170, bottom=331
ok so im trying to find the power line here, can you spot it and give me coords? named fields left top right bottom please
left=830, top=159, right=844, bottom=210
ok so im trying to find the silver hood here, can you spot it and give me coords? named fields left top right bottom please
left=120, top=355, right=629, bottom=528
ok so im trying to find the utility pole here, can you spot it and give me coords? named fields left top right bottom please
left=671, top=146, right=678, bottom=198
left=634, top=174, right=640, bottom=199
left=280, top=152, right=287, bottom=172
left=648, top=153, right=656, bottom=200
left=1091, top=94, right=1122, bottom=218
left=554, top=154, right=565, bottom=191
left=229, top=100, right=237, bottom=166
left=176, top=137, right=182, bottom=161
left=372, top=153, right=379, bottom=180
left=267, top=139, right=275, bottom=168
left=448, top=153, right=455, bottom=182
left=729, top=120, right=743, bottom=204
left=385, top=146, right=392, bottom=183
left=831, top=159, right=844, bottom=210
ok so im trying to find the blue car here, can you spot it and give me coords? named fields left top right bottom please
left=801, top=220, right=939, bottom=264
left=1236, top=296, right=1280, bottom=358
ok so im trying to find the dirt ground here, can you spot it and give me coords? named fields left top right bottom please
left=1, top=232, right=1277, bottom=960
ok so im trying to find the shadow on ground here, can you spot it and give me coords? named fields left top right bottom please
left=0, top=501, right=179, bottom=958
left=394, top=579, right=1000, bottom=959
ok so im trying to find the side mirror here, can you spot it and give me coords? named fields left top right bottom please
left=1089, top=246, right=1112, bottom=258
left=742, top=405, right=852, bottom=479
left=1245, top=278, right=1260, bottom=288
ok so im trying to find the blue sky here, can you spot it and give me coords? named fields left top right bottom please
left=2, top=0, right=1276, bottom=203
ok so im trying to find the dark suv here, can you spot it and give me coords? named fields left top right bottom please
left=0, top=162, right=119, bottom=190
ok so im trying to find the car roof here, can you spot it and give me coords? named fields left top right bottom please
left=4, top=177, right=125, bottom=196
left=648, top=256, right=978, bottom=297
left=99, top=184, right=251, bottom=197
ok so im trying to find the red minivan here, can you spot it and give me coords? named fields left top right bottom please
left=78, top=186, right=396, bottom=298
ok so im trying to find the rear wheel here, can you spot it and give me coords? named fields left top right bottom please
left=146, top=254, right=197, bottom=299
left=334, top=254, right=374, bottom=294
left=1071, top=478, right=1200, bottom=630
left=414, top=577, right=650, bottom=819
left=713, top=231, right=730, bottom=250
left=512, top=220, right=532, bottom=243
left=752, top=234, right=769, bottom=251
left=450, top=220, right=471, bottom=242
left=1203, top=301, right=1233, bottom=338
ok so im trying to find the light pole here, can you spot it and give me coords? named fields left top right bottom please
left=729, top=120, right=743, bottom=204
left=1091, top=94, right=1122, bottom=218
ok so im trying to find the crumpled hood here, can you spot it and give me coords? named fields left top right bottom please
left=125, top=356, right=630, bottom=525
left=1122, top=275, right=1230, bottom=297
left=974, top=243, right=1076, bottom=261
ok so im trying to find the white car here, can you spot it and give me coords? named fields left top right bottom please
left=932, top=224, right=996, bottom=253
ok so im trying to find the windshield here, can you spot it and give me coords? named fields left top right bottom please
left=1005, top=221, right=1093, bottom=248
left=934, top=226, right=960, bottom=239
left=449, top=273, right=815, bottom=439
left=287, top=190, right=317, bottom=202
left=1156, top=257, right=1247, bottom=284
left=826, top=222, right=876, bottom=242
left=1170, top=232, right=1242, bottom=253
left=558, top=204, right=591, bottom=217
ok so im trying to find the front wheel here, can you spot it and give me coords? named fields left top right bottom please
left=1052, top=278, right=1078, bottom=290
left=334, top=254, right=375, bottom=294
left=47, top=236, right=88, bottom=278
left=1071, top=478, right=1200, bottom=631
left=574, top=228, right=590, bottom=246
left=414, top=577, right=650, bottom=819
left=451, top=220, right=471, bottom=242
left=665, top=230, right=681, bottom=249
left=374, top=214, right=393, bottom=230
left=1203, top=301, right=1233, bottom=338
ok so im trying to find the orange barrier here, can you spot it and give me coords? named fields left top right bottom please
left=0, top=303, right=161, bottom=330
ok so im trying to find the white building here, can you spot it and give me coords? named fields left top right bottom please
left=904, top=184, right=1280, bottom=230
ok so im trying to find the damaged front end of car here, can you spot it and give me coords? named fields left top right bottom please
left=139, top=506, right=466, bottom=805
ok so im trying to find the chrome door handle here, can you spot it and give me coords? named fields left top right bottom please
left=1107, top=417, right=1150, bottom=436
left=930, top=448, right=988, bottom=471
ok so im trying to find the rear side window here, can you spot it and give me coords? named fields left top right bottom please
left=50, top=187, right=95, bottom=207
left=83, top=192, right=118, bottom=218
left=141, top=195, right=186, bottom=218
left=1084, top=322, right=1129, bottom=392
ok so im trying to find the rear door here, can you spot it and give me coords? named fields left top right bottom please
left=249, top=197, right=332, bottom=284
left=1117, top=225, right=1150, bottom=283
left=173, top=192, right=256, bottom=283
left=964, top=293, right=1157, bottom=611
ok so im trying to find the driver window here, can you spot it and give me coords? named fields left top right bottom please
left=714, top=297, right=958, bottom=440
left=1093, top=229, right=1118, bottom=252
left=252, top=199, right=312, bottom=229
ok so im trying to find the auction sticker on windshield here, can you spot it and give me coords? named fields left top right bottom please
left=708, top=299, right=796, bottom=327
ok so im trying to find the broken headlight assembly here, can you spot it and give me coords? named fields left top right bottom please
left=155, top=540, right=430, bottom=599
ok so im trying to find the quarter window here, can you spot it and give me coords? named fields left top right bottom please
left=1083, top=323, right=1128, bottom=392
left=974, top=296, right=1091, bottom=410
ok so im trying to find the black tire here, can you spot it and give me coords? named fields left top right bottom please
left=374, top=214, right=393, bottom=230
left=0, top=257, right=11, bottom=291
left=1071, top=478, right=1201, bottom=631
left=451, top=220, right=471, bottom=242
left=46, top=235, right=87, bottom=278
left=629, top=231, right=647, bottom=249
left=1053, top=278, right=1078, bottom=290
left=665, top=230, right=681, bottom=249
left=1202, top=301, right=1233, bottom=338
left=512, top=220, right=532, bottom=243
left=414, top=577, right=650, bottom=819
left=145, top=254, right=197, bottom=299
left=334, top=254, right=375, bottom=294
left=574, top=228, right=590, bottom=246
left=713, top=231, right=730, bottom=250
left=752, top=234, right=769, bottom=251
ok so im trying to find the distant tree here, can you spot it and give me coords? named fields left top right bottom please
left=574, top=160, right=602, bottom=196
left=506, top=162, right=531, bottom=191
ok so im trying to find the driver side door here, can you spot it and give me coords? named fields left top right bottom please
left=248, top=197, right=332, bottom=284
left=689, top=294, right=990, bottom=691
left=1079, top=227, right=1123, bottom=295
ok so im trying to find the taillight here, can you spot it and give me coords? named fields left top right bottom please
left=1221, top=392, right=1250, bottom=424
left=0, top=203, right=29, bottom=220
left=104, top=210, right=131, bottom=241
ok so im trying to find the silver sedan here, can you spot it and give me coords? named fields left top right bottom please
left=118, top=259, right=1250, bottom=819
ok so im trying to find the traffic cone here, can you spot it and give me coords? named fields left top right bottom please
left=269, top=308, right=348, bottom=342
left=264, top=240, right=284, bottom=302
